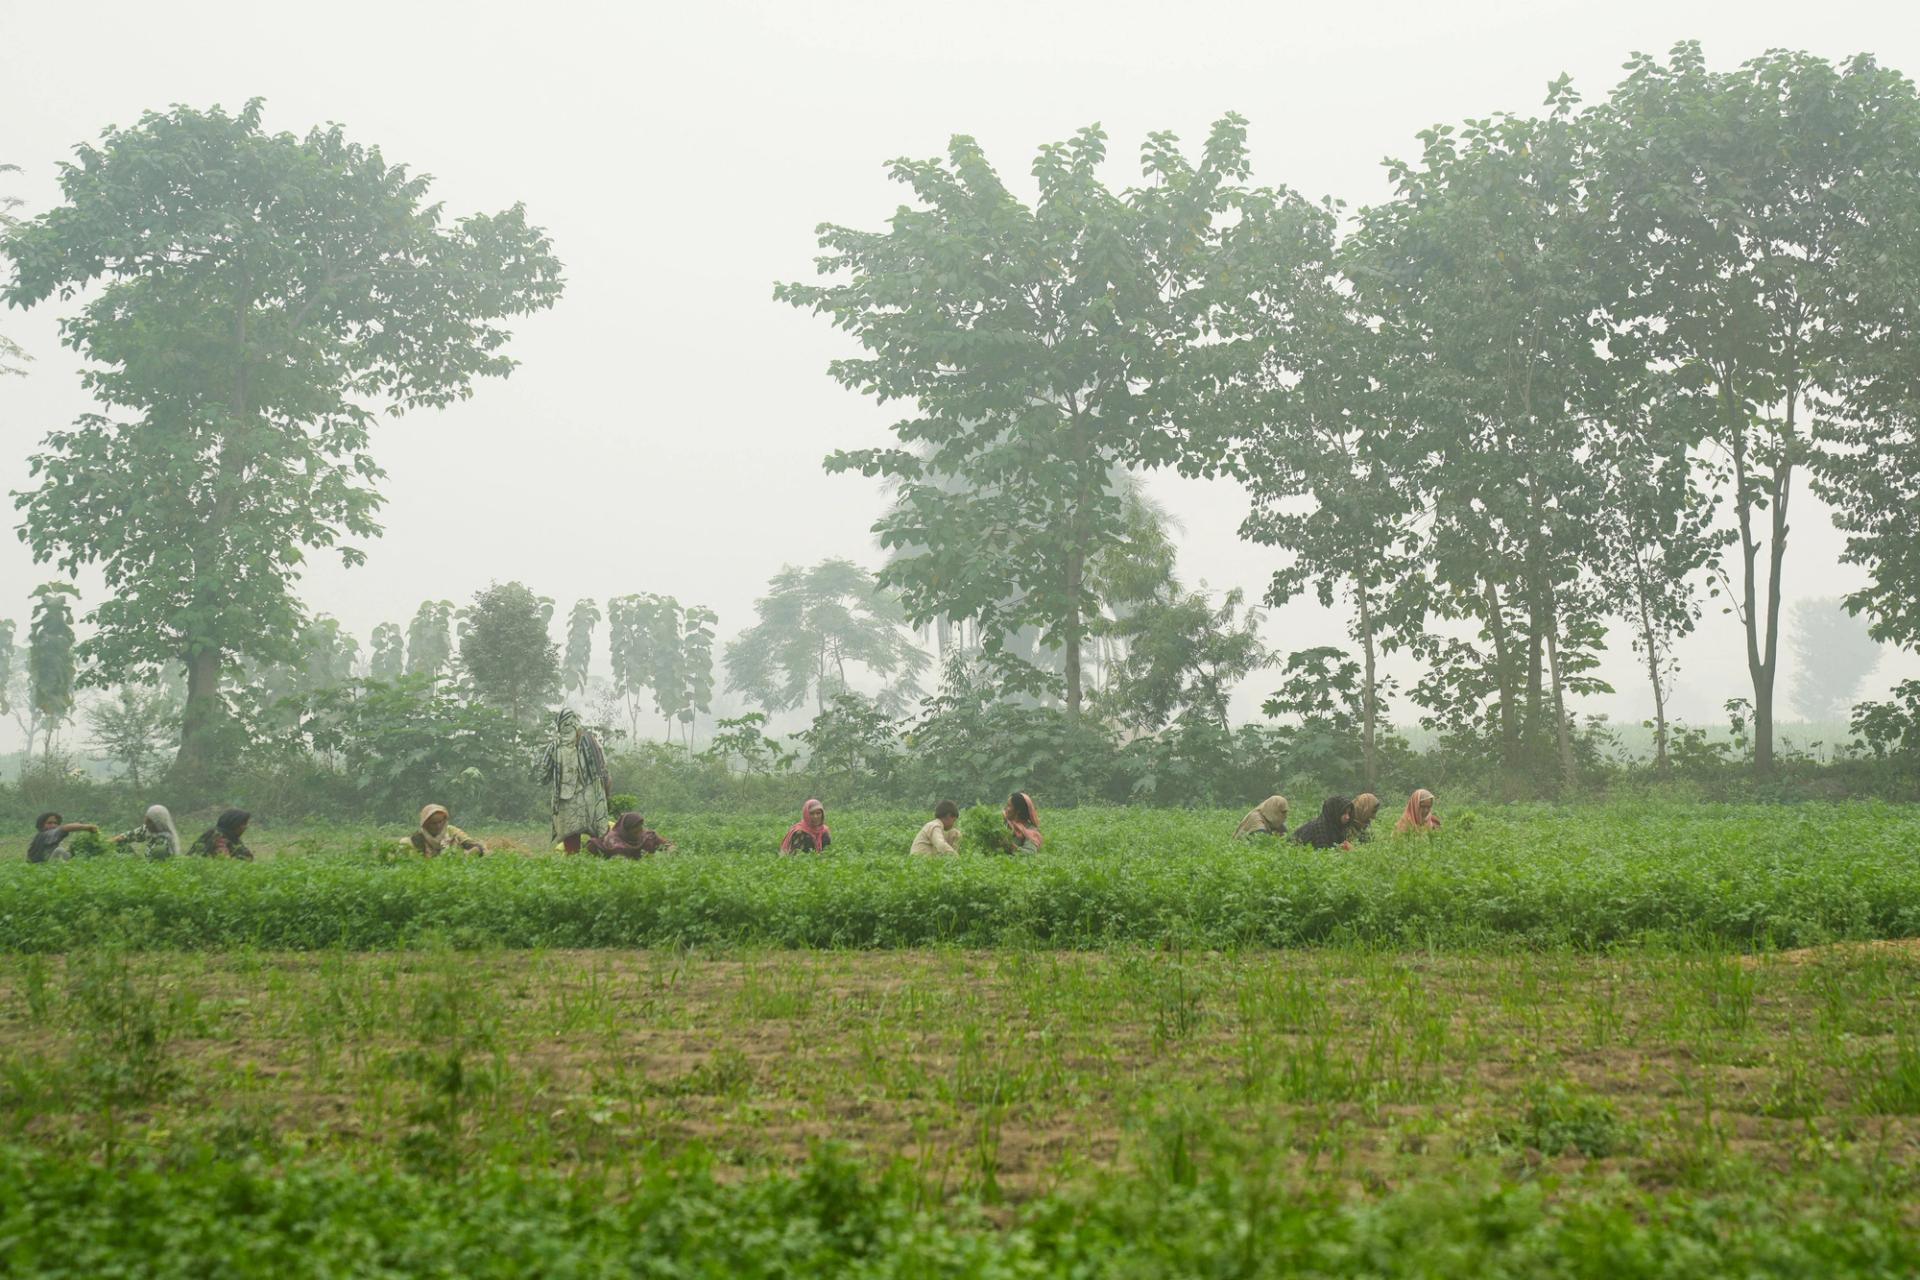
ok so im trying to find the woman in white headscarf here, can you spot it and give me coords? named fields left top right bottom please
left=540, top=709, right=610, bottom=853
left=112, top=804, right=181, bottom=860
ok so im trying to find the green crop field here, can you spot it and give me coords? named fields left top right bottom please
left=3, top=803, right=1919, bottom=1276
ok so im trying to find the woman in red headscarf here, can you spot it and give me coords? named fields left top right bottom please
left=1003, top=792, right=1043, bottom=852
left=780, top=799, right=831, bottom=853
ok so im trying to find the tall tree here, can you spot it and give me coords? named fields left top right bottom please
left=1789, top=597, right=1882, bottom=722
left=724, top=560, right=928, bottom=717
left=1103, top=584, right=1269, bottom=733
left=27, top=582, right=79, bottom=758
left=368, top=622, right=405, bottom=681
left=86, top=686, right=175, bottom=786
left=459, top=581, right=560, bottom=725
left=1594, top=44, right=1920, bottom=774
left=563, top=598, right=600, bottom=695
left=1221, top=209, right=1426, bottom=791
left=1359, top=86, right=1614, bottom=787
left=781, top=117, right=1276, bottom=713
left=3, top=100, right=563, bottom=775
left=405, top=601, right=458, bottom=679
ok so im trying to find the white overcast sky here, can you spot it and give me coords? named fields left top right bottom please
left=2, top=0, right=1916, bottom=742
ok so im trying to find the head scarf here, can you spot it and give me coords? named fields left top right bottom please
left=781, top=800, right=829, bottom=853
left=1352, top=794, right=1380, bottom=830
left=1234, top=795, right=1290, bottom=839
left=541, top=709, right=604, bottom=788
left=1005, top=793, right=1043, bottom=850
left=144, top=804, right=181, bottom=857
left=215, top=808, right=250, bottom=839
left=418, top=803, right=450, bottom=829
left=1394, top=789, right=1441, bottom=835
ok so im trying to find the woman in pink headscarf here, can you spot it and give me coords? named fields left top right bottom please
left=1003, top=792, right=1043, bottom=852
left=1393, top=789, right=1442, bottom=836
left=780, top=799, right=831, bottom=853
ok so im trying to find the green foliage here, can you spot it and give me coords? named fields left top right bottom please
left=85, top=686, right=176, bottom=787
left=795, top=693, right=901, bottom=798
left=458, top=581, right=560, bottom=724
left=1852, top=681, right=1920, bottom=760
left=724, top=561, right=925, bottom=718
left=0, top=162, right=26, bottom=377
left=956, top=803, right=1015, bottom=856
left=1103, top=586, right=1268, bottom=732
left=292, top=676, right=540, bottom=819
left=699, top=712, right=797, bottom=777
left=26, top=583, right=78, bottom=754
left=3, top=100, right=563, bottom=770
left=607, top=593, right=718, bottom=743
left=1789, top=598, right=1882, bottom=722
left=562, top=598, right=600, bottom=695
left=6, top=804, right=1919, bottom=952
left=405, top=602, right=456, bottom=679
left=368, top=622, right=405, bottom=681
left=787, top=117, right=1304, bottom=713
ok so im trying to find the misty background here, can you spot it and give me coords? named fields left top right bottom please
left=2, top=0, right=1915, bottom=752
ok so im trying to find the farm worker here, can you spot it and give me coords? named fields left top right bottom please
left=1349, top=794, right=1382, bottom=842
left=911, top=800, right=962, bottom=855
left=1291, top=795, right=1354, bottom=850
left=1004, top=792, right=1043, bottom=851
left=410, top=804, right=487, bottom=856
left=541, top=708, right=610, bottom=854
left=1393, top=789, right=1442, bottom=836
left=189, top=809, right=256, bottom=860
left=1232, top=795, right=1290, bottom=840
left=111, top=805, right=181, bottom=859
left=780, top=799, right=831, bottom=853
left=589, top=812, right=673, bottom=857
left=26, top=812, right=100, bottom=863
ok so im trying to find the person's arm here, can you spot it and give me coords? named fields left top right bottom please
left=59, top=823, right=99, bottom=835
left=938, top=826, right=961, bottom=855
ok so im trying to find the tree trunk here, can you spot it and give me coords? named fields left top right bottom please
left=1063, top=549, right=1084, bottom=716
left=1483, top=578, right=1519, bottom=775
left=1543, top=586, right=1576, bottom=788
left=1357, top=581, right=1380, bottom=793
left=1631, top=552, right=1671, bottom=774
left=174, top=646, right=224, bottom=775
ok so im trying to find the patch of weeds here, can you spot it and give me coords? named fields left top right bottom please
left=1497, top=1081, right=1634, bottom=1158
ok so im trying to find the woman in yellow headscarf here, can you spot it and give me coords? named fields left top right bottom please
left=410, top=804, right=487, bottom=856
left=1233, top=795, right=1290, bottom=840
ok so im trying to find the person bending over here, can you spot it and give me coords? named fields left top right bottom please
left=1393, top=789, right=1442, bottom=836
left=112, top=805, right=180, bottom=859
left=1004, top=792, right=1043, bottom=852
left=589, top=811, right=673, bottom=858
left=411, top=804, right=487, bottom=856
left=1233, top=795, right=1290, bottom=840
left=189, top=809, right=255, bottom=860
left=1349, top=793, right=1381, bottom=842
left=27, top=812, right=99, bottom=863
left=912, top=800, right=962, bottom=855
left=1291, top=795, right=1354, bottom=850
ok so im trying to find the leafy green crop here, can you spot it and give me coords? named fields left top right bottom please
left=2, top=803, right=1916, bottom=951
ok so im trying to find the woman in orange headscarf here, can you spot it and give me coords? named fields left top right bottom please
left=1393, top=789, right=1441, bottom=836
left=780, top=799, right=831, bottom=853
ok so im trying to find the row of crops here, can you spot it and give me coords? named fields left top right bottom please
left=4, top=803, right=1915, bottom=950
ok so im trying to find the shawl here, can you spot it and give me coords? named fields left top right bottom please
left=1351, top=793, right=1381, bottom=833
left=781, top=800, right=830, bottom=853
left=1393, top=789, right=1442, bottom=836
left=414, top=804, right=456, bottom=856
left=1006, top=792, right=1043, bottom=850
left=1234, top=795, right=1290, bottom=839
left=540, top=709, right=605, bottom=794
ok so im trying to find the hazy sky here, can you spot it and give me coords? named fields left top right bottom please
left=2, top=0, right=1916, bottom=744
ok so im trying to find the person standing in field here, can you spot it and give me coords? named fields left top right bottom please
left=1233, top=795, right=1290, bottom=840
left=780, top=799, right=831, bottom=853
left=1393, top=789, right=1442, bottom=836
left=410, top=804, right=487, bottom=856
left=541, top=709, right=610, bottom=854
left=911, top=800, right=962, bottom=855
left=26, top=812, right=100, bottom=862
left=1004, top=792, right=1043, bottom=851
left=1291, top=795, right=1354, bottom=850
left=188, top=809, right=255, bottom=859
left=112, top=805, right=181, bottom=859
left=1349, top=794, right=1381, bottom=842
